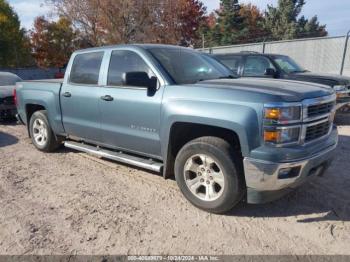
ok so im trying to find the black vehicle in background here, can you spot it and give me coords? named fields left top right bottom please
left=212, top=52, right=350, bottom=109
left=0, top=72, right=22, bottom=121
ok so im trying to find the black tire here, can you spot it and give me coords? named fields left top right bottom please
left=29, top=110, right=62, bottom=152
left=175, top=136, right=245, bottom=214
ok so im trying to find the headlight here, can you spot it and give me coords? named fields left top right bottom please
left=264, top=126, right=300, bottom=145
left=264, top=104, right=302, bottom=124
left=333, top=85, right=349, bottom=98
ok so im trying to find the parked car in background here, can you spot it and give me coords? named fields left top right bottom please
left=0, top=72, right=21, bottom=121
left=212, top=52, right=350, bottom=109
left=15, top=45, right=338, bottom=213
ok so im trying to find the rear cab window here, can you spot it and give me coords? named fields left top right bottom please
left=70, top=52, right=104, bottom=85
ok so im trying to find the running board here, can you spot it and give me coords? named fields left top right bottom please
left=64, top=141, right=163, bottom=172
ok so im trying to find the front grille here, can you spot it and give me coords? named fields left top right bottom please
left=0, top=96, right=15, bottom=106
left=307, top=101, right=334, bottom=118
left=305, top=121, right=330, bottom=142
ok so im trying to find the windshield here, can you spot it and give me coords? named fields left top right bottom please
left=148, top=48, right=234, bottom=84
left=0, top=74, right=22, bottom=86
left=272, top=55, right=306, bottom=73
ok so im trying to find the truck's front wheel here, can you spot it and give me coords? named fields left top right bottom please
left=29, top=110, right=62, bottom=152
left=175, top=136, right=245, bottom=214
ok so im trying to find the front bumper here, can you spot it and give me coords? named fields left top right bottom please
left=244, top=142, right=337, bottom=204
left=0, top=104, right=17, bottom=119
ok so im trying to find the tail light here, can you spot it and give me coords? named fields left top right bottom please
left=13, top=88, right=17, bottom=107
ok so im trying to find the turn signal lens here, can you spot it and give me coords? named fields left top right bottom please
left=264, top=127, right=300, bottom=144
left=264, top=130, right=280, bottom=142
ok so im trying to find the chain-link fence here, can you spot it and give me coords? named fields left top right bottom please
left=200, top=33, right=350, bottom=77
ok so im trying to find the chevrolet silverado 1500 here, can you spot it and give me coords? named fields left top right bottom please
left=15, top=45, right=338, bottom=213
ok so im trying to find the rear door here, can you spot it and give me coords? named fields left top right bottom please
left=61, top=51, right=104, bottom=142
left=98, top=49, right=164, bottom=158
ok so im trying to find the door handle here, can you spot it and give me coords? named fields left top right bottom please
left=62, top=92, right=71, bottom=97
left=101, top=95, right=114, bottom=101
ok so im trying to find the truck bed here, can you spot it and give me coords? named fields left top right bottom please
left=16, top=79, right=64, bottom=133
left=20, top=79, right=64, bottom=83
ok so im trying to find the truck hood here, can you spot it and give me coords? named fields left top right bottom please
left=0, top=85, right=15, bottom=98
left=290, top=72, right=350, bottom=86
left=196, top=78, right=334, bottom=102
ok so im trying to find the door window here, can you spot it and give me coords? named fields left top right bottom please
left=243, top=56, right=275, bottom=76
left=70, top=52, right=104, bottom=85
left=107, top=50, right=154, bottom=86
left=217, top=55, right=241, bottom=75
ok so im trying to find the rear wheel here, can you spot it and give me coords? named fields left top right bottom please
left=29, top=110, right=62, bottom=152
left=175, top=136, right=245, bottom=214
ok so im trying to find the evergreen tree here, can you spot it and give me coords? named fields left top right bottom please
left=0, top=0, right=32, bottom=67
left=238, top=4, right=271, bottom=43
left=209, top=0, right=245, bottom=46
left=264, top=0, right=327, bottom=40
left=297, top=15, right=327, bottom=38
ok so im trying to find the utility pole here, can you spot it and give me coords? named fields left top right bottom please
left=202, top=34, right=205, bottom=49
left=340, top=30, right=350, bottom=75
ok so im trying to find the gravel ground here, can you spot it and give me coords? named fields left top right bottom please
left=0, top=120, right=349, bottom=255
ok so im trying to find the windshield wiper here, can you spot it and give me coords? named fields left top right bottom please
left=291, top=70, right=308, bottom=73
left=196, top=75, right=237, bottom=83
left=218, top=75, right=237, bottom=79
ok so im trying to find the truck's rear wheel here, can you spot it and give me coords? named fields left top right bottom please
left=29, top=110, right=62, bottom=152
left=175, top=136, right=245, bottom=214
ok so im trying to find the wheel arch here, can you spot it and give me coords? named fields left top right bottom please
left=25, top=104, right=46, bottom=137
left=162, top=121, right=247, bottom=179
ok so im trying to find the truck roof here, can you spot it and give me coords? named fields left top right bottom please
left=74, top=44, right=194, bottom=54
left=212, top=52, right=288, bottom=57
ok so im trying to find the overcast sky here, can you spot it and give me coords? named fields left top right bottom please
left=8, top=0, right=350, bottom=37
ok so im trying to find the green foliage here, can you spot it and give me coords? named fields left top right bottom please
left=264, top=0, right=327, bottom=40
left=202, top=0, right=328, bottom=47
left=30, top=16, right=78, bottom=68
left=297, top=15, right=327, bottom=38
left=205, top=0, right=245, bottom=46
left=0, top=0, right=32, bottom=67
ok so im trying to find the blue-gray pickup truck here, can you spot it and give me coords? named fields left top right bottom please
left=15, top=44, right=338, bottom=213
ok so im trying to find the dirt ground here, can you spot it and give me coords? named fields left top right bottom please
left=0, top=119, right=349, bottom=255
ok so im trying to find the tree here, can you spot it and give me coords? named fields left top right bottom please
left=176, top=0, right=207, bottom=47
left=202, top=0, right=247, bottom=46
left=297, top=15, right=327, bottom=38
left=238, top=4, right=271, bottom=43
left=214, top=0, right=245, bottom=45
left=264, top=0, right=327, bottom=40
left=49, top=0, right=207, bottom=46
left=0, top=0, right=32, bottom=67
left=30, top=16, right=77, bottom=68
left=201, top=1, right=270, bottom=47
left=50, top=0, right=105, bottom=47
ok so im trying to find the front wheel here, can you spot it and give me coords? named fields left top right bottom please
left=29, top=110, right=62, bottom=152
left=174, top=136, right=245, bottom=214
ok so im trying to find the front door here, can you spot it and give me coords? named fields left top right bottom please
left=98, top=50, right=163, bottom=158
left=61, top=51, right=104, bottom=142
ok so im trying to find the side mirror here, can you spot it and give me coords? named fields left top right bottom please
left=264, top=68, right=276, bottom=77
left=122, top=72, right=158, bottom=95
